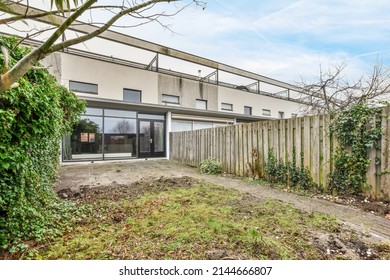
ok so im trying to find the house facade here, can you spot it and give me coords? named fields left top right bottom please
left=3, top=21, right=309, bottom=162
left=49, top=44, right=305, bottom=162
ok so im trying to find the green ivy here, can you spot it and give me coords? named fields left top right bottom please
left=265, top=148, right=315, bottom=190
left=0, top=36, right=86, bottom=249
left=329, top=103, right=382, bottom=194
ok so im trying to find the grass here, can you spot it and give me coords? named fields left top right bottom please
left=21, top=183, right=352, bottom=260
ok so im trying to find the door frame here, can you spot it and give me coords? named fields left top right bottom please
left=138, top=119, right=166, bottom=158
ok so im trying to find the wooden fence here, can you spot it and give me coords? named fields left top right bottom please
left=170, top=106, right=390, bottom=199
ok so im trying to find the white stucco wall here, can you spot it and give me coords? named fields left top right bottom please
left=218, top=87, right=301, bottom=118
left=57, top=52, right=302, bottom=118
left=59, top=53, right=159, bottom=104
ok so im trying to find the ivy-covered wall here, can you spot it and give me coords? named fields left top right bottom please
left=0, top=36, right=85, bottom=249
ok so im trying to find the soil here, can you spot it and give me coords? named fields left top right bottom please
left=57, top=159, right=390, bottom=251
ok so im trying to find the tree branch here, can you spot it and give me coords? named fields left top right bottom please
left=1, top=46, right=9, bottom=74
left=0, top=5, right=131, bottom=25
left=0, top=0, right=205, bottom=93
left=0, top=0, right=97, bottom=93
left=49, top=0, right=177, bottom=53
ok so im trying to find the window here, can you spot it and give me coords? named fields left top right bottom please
left=278, top=111, right=285, bottom=119
left=171, top=120, right=193, bottom=132
left=196, top=99, right=207, bottom=110
left=85, top=107, right=103, bottom=116
left=138, top=114, right=165, bottom=120
left=105, top=109, right=136, bottom=118
left=291, top=113, right=298, bottom=118
left=162, top=94, right=180, bottom=104
left=221, top=103, right=233, bottom=111
left=69, top=80, right=98, bottom=94
left=262, top=109, right=271, bottom=116
left=123, top=89, right=141, bottom=103
left=244, top=106, right=252, bottom=115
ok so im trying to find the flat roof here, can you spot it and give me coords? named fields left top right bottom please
left=82, top=96, right=272, bottom=122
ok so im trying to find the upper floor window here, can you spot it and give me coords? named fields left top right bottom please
left=162, top=94, right=180, bottom=105
left=221, top=102, right=233, bottom=111
left=262, top=109, right=271, bottom=116
left=69, top=80, right=98, bottom=94
left=123, top=88, right=141, bottom=103
left=196, top=99, right=207, bottom=110
left=244, top=106, right=252, bottom=115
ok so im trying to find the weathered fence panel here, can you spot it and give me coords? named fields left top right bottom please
left=170, top=107, right=390, bottom=199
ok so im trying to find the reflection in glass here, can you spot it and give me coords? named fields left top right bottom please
left=104, top=118, right=136, bottom=158
left=139, top=121, right=151, bottom=153
left=85, top=107, right=103, bottom=116
left=104, top=109, right=136, bottom=118
left=154, top=122, right=164, bottom=152
left=64, top=116, right=103, bottom=160
left=138, top=113, right=165, bottom=120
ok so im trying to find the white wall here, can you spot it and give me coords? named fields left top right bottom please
left=218, top=87, right=301, bottom=118
left=58, top=52, right=302, bottom=118
left=60, top=53, right=159, bottom=104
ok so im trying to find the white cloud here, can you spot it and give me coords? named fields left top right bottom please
left=5, top=0, right=389, bottom=86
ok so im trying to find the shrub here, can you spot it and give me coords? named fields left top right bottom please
left=199, top=157, right=223, bottom=174
left=265, top=148, right=315, bottom=190
left=0, top=36, right=86, bottom=249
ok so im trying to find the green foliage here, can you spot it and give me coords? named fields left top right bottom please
left=0, top=36, right=86, bottom=249
left=265, top=148, right=315, bottom=190
left=199, top=157, right=223, bottom=174
left=31, top=184, right=345, bottom=260
left=265, top=149, right=287, bottom=183
left=329, top=104, right=382, bottom=194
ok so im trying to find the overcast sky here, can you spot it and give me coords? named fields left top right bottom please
left=6, top=0, right=390, bottom=85
left=107, top=0, right=390, bottom=84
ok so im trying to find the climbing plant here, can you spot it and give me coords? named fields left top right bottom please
left=0, top=36, right=86, bottom=250
left=329, top=103, right=382, bottom=194
left=265, top=148, right=315, bottom=190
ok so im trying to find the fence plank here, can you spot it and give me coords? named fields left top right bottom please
left=312, top=115, right=320, bottom=185
left=381, top=106, right=390, bottom=197
left=239, top=124, right=245, bottom=176
left=279, top=119, right=286, bottom=163
left=170, top=110, right=390, bottom=199
left=367, top=114, right=378, bottom=198
left=295, top=117, right=302, bottom=169
left=263, top=121, right=269, bottom=165
left=322, top=115, right=331, bottom=189
left=257, top=121, right=264, bottom=175
left=303, top=117, right=311, bottom=171
left=243, top=124, right=248, bottom=176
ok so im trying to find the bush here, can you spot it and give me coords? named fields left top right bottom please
left=265, top=148, right=315, bottom=190
left=0, top=36, right=86, bottom=249
left=199, top=158, right=223, bottom=174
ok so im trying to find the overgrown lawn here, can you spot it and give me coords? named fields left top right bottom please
left=18, top=181, right=388, bottom=260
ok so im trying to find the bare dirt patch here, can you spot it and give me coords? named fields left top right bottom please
left=54, top=174, right=389, bottom=259
left=56, top=159, right=390, bottom=249
left=57, top=175, right=200, bottom=202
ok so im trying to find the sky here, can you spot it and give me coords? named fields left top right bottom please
left=107, top=0, right=390, bottom=84
left=4, top=0, right=390, bottom=85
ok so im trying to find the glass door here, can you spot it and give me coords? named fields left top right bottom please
left=138, top=120, right=165, bottom=158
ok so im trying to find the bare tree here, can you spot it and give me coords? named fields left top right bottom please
left=298, top=62, right=390, bottom=115
left=0, top=0, right=206, bottom=93
left=113, top=120, right=134, bottom=134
